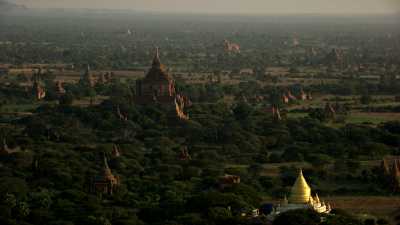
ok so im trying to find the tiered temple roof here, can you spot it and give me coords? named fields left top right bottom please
left=135, top=48, right=189, bottom=120
left=143, top=48, right=173, bottom=84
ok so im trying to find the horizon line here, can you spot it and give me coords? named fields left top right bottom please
left=19, top=7, right=400, bottom=17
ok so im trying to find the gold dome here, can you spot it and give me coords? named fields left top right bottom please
left=289, top=169, right=311, bottom=204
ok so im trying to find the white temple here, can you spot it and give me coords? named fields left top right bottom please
left=271, top=170, right=331, bottom=216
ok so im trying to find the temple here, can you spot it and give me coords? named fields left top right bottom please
left=300, top=89, right=308, bottom=101
left=56, top=81, right=66, bottom=96
left=272, top=170, right=331, bottom=216
left=135, top=48, right=190, bottom=120
left=282, top=94, right=289, bottom=104
left=31, top=70, right=46, bottom=100
left=381, top=156, right=400, bottom=192
left=223, top=40, right=241, bottom=53
left=287, top=91, right=297, bottom=101
left=90, top=155, right=120, bottom=195
left=324, top=103, right=336, bottom=120
left=218, top=174, right=241, bottom=190
left=325, top=48, right=344, bottom=67
left=271, top=106, right=282, bottom=121
left=0, top=139, right=19, bottom=156
left=81, top=65, right=96, bottom=88
left=111, top=144, right=121, bottom=158
left=0, top=139, right=11, bottom=156
left=179, top=146, right=191, bottom=161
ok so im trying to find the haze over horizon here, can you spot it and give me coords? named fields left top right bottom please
left=14, top=0, right=400, bottom=14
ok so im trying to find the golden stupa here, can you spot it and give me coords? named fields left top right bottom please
left=289, top=169, right=311, bottom=204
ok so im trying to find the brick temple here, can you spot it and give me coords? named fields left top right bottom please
left=135, top=48, right=190, bottom=120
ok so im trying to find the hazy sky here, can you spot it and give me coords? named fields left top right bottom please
left=16, top=0, right=400, bottom=14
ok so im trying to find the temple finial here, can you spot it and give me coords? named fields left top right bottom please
left=152, top=47, right=161, bottom=68
left=103, top=152, right=109, bottom=169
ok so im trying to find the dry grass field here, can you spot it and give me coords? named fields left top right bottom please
left=72, top=96, right=110, bottom=107
left=347, top=112, right=400, bottom=124
left=286, top=93, right=400, bottom=125
left=325, top=196, right=400, bottom=223
left=261, top=162, right=311, bottom=177
left=7, top=68, right=146, bottom=83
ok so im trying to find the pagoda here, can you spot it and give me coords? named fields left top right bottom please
left=300, top=89, right=307, bottom=101
left=90, top=155, right=120, bottom=195
left=81, top=65, right=95, bottom=88
left=135, top=48, right=189, bottom=120
left=0, top=139, right=19, bottom=156
left=289, top=169, right=312, bottom=204
left=381, top=156, right=400, bottom=192
left=272, top=170, right=331, bottom=215
left=56, top=81, right=66, bottom=96
left=324, top=103, right=336, bottom=120
left=0, top=139, right=11, bottom=156
left=31, top=70, right=46, bottom=100
left=111, top=144, right=121, bottom=158
left=271, top=106, right=282, bottom=121
left=223, top=40, right=241, bottom=53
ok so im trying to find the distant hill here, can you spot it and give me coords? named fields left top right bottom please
left=0, top=0, right=26, bottom=11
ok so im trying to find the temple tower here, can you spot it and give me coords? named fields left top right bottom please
left=81, top=64, right=95, bottom=88
left=135, top=48, right=189, bottom=120
left=91, top=154, right=120, bottom=195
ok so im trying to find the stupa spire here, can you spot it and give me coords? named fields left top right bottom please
left=102, top=153, right=112, bottom=178
left=315, top=193, right=320, bottom=204
left=289, top=169, right=311, bottom=204
left=103, top=154, right=109, bottom=169
left=85, top=64, right=90, bottom=74
left=152, top=47, right=161, bottom=68
left=282, top=195, right=288, bottom=205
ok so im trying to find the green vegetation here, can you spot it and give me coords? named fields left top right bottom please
left=0, top=11, right=399, bottom=225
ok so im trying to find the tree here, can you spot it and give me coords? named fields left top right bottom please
left=207, top=207, right=232, bottom=224
left=308, top=154, right=333, bottom=169
left=273, top=209, right=320, bottom=225
left=321, top=214, right=363, bottom=225
left=0, top=178, right=29, bottom=200
left=232, top=102, right=253, bottom=121
left=59, top=93, right=74, bottom=106
left=309, top=108, right=328, bottom=122
left=360, top=94, right=372, bottom=105
left=364, top=219, right=376, bottom=225
left=376, top=219, right=389, bottom=225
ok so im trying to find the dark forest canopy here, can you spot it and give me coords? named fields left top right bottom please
left=0, top=10, right=399, bottom=225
